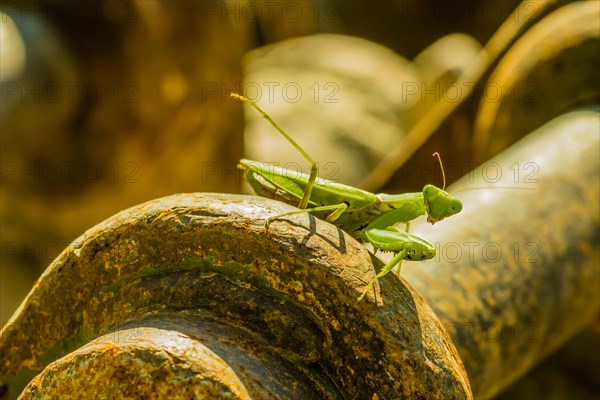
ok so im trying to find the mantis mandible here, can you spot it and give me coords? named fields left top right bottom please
left=232, top=93, right=462, bottom=301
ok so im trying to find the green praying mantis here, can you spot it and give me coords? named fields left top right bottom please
left=231, top=93, right=462, bottom=301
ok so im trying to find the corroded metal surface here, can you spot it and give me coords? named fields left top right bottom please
left=406, top=110, right=600, bottom=399
left=0, top=194, right=472, bottom=399
left=20, top=321, right=323, bottom=399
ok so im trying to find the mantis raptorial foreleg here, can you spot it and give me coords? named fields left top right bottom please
left=357, top=250, right=407, bottom=302
left=356, top=226, right=435, bottom=301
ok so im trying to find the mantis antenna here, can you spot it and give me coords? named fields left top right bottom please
left=432, top=152, right=446, bottom=190
left=453, top=186, right=536, bottom=194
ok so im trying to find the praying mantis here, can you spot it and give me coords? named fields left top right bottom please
left=232, top=93, right=462, bottom=301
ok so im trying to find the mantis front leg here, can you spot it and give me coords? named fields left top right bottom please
left=357, top=227, right=436, bottom=302
left=357, top=249, right=407, bottom=302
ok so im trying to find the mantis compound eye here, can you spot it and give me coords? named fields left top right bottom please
left=450, top=199, right=463, bottom=214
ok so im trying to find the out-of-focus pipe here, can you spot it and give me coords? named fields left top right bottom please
left=407, top=110, right=600, bottom=399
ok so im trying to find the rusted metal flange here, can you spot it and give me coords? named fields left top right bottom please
left=1, top=193, right=472, bottom=399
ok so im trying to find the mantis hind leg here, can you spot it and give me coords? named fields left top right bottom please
left=231, top=93, right=318, bottom=209
left=357, top=250, right=406, bottom=302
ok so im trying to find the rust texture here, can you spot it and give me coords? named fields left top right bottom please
left=0, top=194, right=472, bottom=399
left=406, top=110, right=600, bottom=399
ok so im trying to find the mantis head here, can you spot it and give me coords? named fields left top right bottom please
left=423, top=184, right=462, bottom=224
left=422, top=152, right=462, bottom=224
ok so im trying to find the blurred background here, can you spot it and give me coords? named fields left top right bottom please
left=1, top=0, right=598, bottom=398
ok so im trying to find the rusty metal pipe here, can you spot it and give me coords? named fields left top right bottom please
left=3, top=110, right=595, bottom=399
left=406, top=109, right=600, bottom=399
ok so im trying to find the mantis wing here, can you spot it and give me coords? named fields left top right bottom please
left=239, top=159, right=377, bottom=211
